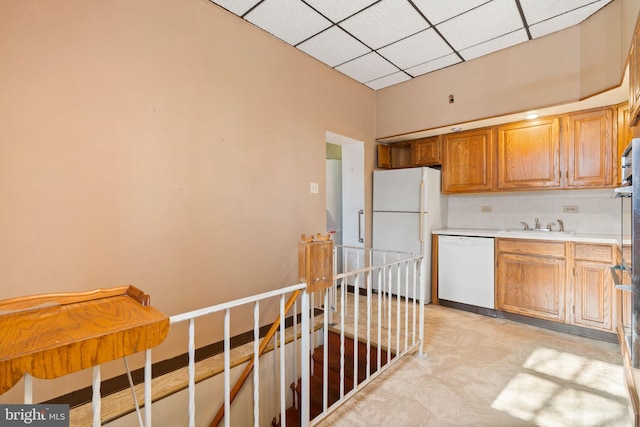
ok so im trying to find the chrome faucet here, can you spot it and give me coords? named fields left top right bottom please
left=534, top=218, right=541, bottom=229
left=557, top=219, right=565, bottom=232
left=546, top=221, right=556, bottom=231
left=520, top=221, right=529, bottom=230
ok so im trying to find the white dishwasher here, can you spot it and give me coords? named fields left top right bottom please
left=438, top=235, right=495, bottom=309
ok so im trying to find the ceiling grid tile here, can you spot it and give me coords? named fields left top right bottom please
left=208, top=0, right=614, bottom=89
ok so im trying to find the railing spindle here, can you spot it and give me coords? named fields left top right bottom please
left=322, top=290, right=329, bottom=413
left=253, top=301, right=260, bottom=427
left=145, top=350, right=152, bottom=427
left=92, top=365, right=101, bottom=427
left=340, top=277, right=346, bottom=399
left=279, top=295, right=286, bottom=427
left=23, top=373, right=32, bottom=405
left=300, top=291, right=310, bottom=426
left=366, top=270, right=372, bottom=380
left=186, top=319, right=195, bottom=427
left=396, top=263, right=401, bottom=354
left=224, top=310, right=231, bottom=427
left=353, top=271, right=359, bottom=391
left=404, top=261, right=409, bottom=352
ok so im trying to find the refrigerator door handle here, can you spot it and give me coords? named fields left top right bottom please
left=419, top=180, right=425, bottom=243
left=358, top=209, right=364, bottom=243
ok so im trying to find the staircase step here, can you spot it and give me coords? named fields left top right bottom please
left=285, top=406, right=300, bottom=427
left=294, top=374, right=340, bottom=411
left=312, top=345, right=391, bottom=384
left=276, top=330, right=396, bottom=425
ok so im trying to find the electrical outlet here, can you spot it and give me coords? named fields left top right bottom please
left=310, top=182, right=319, bottom=194
left=480, top=205, right=492, bottom=213
left=563, top=205, right=578, bottom=213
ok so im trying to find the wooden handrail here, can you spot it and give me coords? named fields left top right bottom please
left=209, top=289, right=302, bottom=427
left=0, top=285, right=150, bottom=312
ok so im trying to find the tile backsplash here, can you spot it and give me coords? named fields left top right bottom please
left=446, top=189, right=630, bottom=235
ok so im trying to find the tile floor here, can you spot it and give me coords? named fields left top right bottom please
left=317, top=304, right=631, bottom=427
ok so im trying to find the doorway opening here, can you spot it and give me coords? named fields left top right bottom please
left=326, top=131, right=365, bottom=275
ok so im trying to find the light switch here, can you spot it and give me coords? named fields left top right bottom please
left=310, top=182, right=319, bottom=194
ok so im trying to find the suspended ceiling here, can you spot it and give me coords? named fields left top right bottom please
left=209, top=0, right=614, bottom=90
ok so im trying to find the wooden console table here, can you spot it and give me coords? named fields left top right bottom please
left=0, top=285, right=170, bottom=395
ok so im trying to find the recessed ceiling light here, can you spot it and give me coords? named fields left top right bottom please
left=451, top=127, right=462, bottom=132
left=526, top=113, right=538, bottom=120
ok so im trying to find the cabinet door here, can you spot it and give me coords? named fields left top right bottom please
left=377, top=144, right=392, bottom=169
left=618, top=245, right=632, bottom=329
left=564, top=107, right=615, bottom=188
left=618, top=103, right=631, bottom=183
left=573, top=259, right=613, bottom=331
left=441, top=128, right=493, bottom=193
left=497, top=117, right=561, bottom=190
left=496, top=252, right=565, bottom=322
left=630, top=20, right=640, bottom=126
left=622, top=289, right=632, bottom=329
left=411, top=136, right=440, bottom=166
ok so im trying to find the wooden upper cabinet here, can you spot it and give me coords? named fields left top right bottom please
left=378, top=137, right=441, bottom=169
left=563, top=107, right=615, bottom=188
left=630, top=18, right=640, bottom=126
left=618, top=102, right=632, bottom=182
left=378, top=103, right=620, bottom=192
left=377, top=144, right=392, bottom=169
left=442, top=128, right=493, bottom=193
left=497, top=117, right=561, bottom=190
left=411, top=136, right=440, bottom=166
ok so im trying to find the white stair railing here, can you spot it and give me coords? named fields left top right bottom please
left=9, top=245, right=423, bottom=427
left=309, top=245, right=425, bottom=426
left=169, top=282, right=310, bottom=427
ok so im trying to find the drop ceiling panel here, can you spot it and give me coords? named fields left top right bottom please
left=378, top=28, right=454, bottom=69
left=406, top=53, right=462, bottom=77
left=244, top=0, right=332, bottom=46
left=208, top=0, right=614, bottom=90
left=366, top=72, right=412, bottom=90
left=460, top=29, right=529, bottom=61
left=339, top=0, right=430, bottom=50
left=412, top=0, right=491, bottom=25
left=520, top=0, right=605, bottom=25
left=335, top=52, right=399, bottom=83
left=210, top=0, right=261, bottom=16
left=298, top=27, right=371, bottom=67
left=436, top=0, right=524, bottom=51
left=303, top=0, right=379, bottom=23
left=528, top=1, right=612, bottom=39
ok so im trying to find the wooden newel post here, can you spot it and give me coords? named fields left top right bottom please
left=298, top=233, right=333, bottom=293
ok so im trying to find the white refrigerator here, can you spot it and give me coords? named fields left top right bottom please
left=372, top=167, right=447, bottom=302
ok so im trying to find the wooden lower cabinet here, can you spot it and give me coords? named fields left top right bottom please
left=496, top=239, right=621, bottom=333
left=622, top=289, right=632, bottom=329
left=619, top=245, right=633, bottom=329
left=496, top=239, right=566, bottom=322
left=571, top=244, right=614, bottom=331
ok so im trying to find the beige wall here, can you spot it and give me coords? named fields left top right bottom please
left=0, top=0, right=375, bottom=400
left=376, top=0, right=638, bottom=139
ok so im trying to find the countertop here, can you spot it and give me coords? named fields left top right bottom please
left=432, top=228, right=630, bottom=245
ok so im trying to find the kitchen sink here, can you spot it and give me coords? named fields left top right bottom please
left=497, top=229, right=575, bottom=236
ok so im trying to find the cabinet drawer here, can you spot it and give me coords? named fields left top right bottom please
left=497, top=239, right=566, bottom=257
left=574, top=244, right=614, bottom=262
